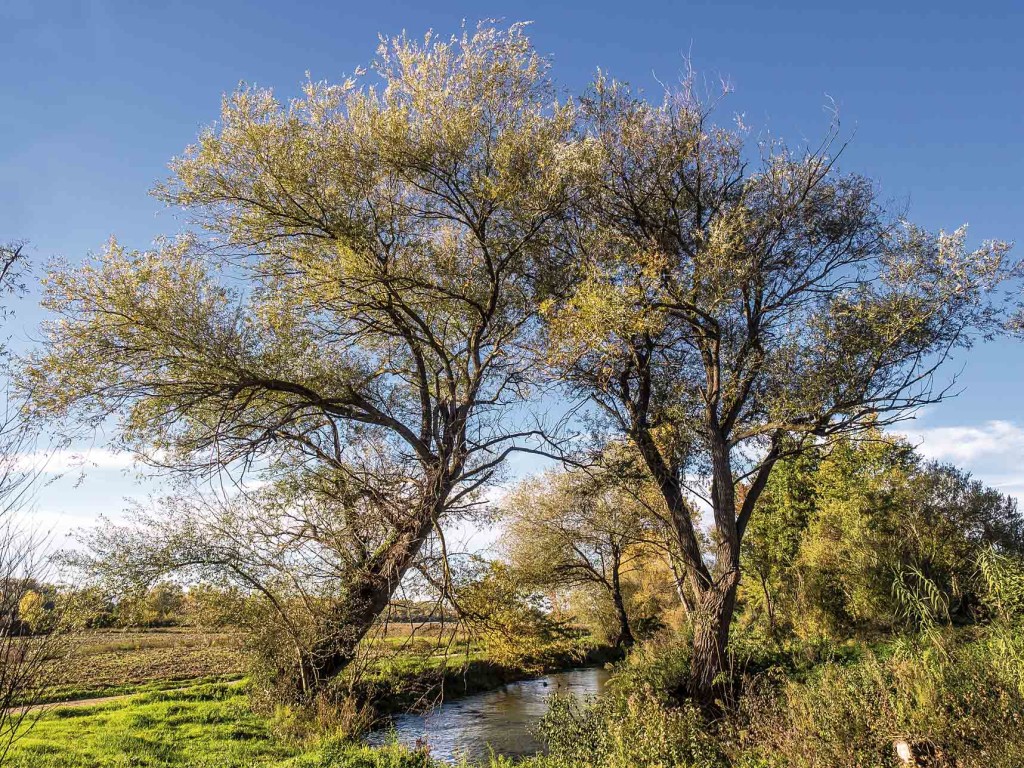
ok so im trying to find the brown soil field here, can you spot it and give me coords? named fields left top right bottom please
left=44, top=628, right=245, bottom=702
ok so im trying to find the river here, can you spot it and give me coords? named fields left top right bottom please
left=364, top=666, right=611, bottom=763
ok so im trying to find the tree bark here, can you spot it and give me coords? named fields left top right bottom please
left=610, top=560, right=634, bottom=648
left=297, top=494, right=444, bottom=696
left=688, top=571, right=739, bottom=710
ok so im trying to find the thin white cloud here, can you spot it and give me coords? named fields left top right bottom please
left=899, top=420, right=1024, bottom=502
left=901, top=420, right=1024, bottom=466
left=983, top=474, right=1024, bottom=496
left=14, top=448, right=137, bottom=474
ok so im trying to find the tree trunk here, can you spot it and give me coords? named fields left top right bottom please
left=297, top=497, right=443, bottom=697
left=629, top=410, right=776, bottom=710
left=689, top=572, right=739, bottom=711
left=610, top=561, right=634, bottom=648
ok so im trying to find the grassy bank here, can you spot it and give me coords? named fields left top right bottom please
left=510, top=624, right=1024, bottom=768
left=10, top=626, right=615, bottom=767
left=8, top=683, right=433, bottom=768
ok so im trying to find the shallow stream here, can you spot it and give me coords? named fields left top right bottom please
left=364, top=666, right=611, bottom=763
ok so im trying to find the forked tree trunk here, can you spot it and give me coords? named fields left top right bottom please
left=688, top=572, right=740, bottom=710
left=627, top=364, right=781, bottom=712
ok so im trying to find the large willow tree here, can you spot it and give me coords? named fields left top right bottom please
left=544, top=77, right=1020, bottom=706
left=26, top=24, right=581, bottom=697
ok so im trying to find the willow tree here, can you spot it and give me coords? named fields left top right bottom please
left=503, top=463, right=664, bottom=647
left=544, top=77, right=1020, bottom=705
left=25, top=24, right=581, bottom=697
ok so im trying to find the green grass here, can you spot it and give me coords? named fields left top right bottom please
left=36, top=674, right=246, bottom=706
left=27, top=627, right=1020, bottom=767
left=9, top=683, right=435, bottom=768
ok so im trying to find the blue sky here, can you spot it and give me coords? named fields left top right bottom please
left=2, top=0, right=1022, bottom=544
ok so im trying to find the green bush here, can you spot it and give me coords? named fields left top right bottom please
left=529, top=689, right=726, bottom=768
left=602, top=634, right=692, bottom=697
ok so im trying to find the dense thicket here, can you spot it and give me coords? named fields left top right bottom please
left=739, top=431, right=1024, bottom=639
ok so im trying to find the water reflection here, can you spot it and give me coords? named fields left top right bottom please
left=365, top=666, right=610, bottom=764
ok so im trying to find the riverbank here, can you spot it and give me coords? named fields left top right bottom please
left=360, top=642, right=623, bottom=718
left=6, top=665, right=611, bottom=767
left=28, top=626, right=615, bottom=711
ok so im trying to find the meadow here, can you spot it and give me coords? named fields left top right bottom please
left=8, top=683, right=430, bottom=768
left=8, top=627, right=449, bottom=768
left=7, top=624, right=599, bottom=767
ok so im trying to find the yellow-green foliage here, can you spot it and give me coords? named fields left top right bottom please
left=531, top=690, right=724, bottom=768
left=16, top=590, right=47, bottom=633
left=793, top=437, right=918, bottom=636
left=456, top=561, right=566, bottom=668
left=502, top=458, right=677, bottom=645
left=513, top=624, right=1024, bottom=768
left=740, top=432, right=1024, bottom=641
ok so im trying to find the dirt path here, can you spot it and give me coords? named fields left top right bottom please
left=22, top=691, right=163, bottom=713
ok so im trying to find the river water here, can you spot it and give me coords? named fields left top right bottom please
left=364, top=666, right=611, bottom=764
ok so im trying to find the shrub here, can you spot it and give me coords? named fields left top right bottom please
left=602, top=633, right=692, bottom=698
left=743, top=626, right=1024, bottom=767
left=533, top=689, right=727, bottom=768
